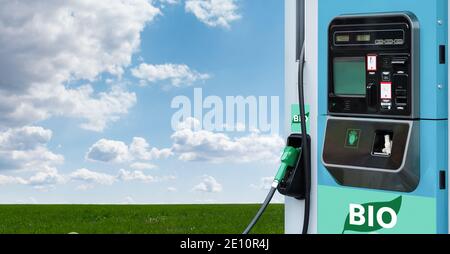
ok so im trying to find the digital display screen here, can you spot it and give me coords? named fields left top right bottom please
left=333, top=57, right=366, bottom=96
left=356, top=34, right=371, bottom=42
left=336, top=34, right=350, bottom=42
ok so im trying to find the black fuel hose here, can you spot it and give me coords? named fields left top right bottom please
left=297, top=44, right=310, bottom=235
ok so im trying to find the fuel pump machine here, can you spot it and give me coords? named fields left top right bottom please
left=283, top=0, right=449, bottom=234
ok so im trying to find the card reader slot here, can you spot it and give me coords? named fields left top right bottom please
left=396, top=89, right=407, bottom=97
left=396, top=97, right=407, bottom=106
left=391, top=56, right=408, bottom=64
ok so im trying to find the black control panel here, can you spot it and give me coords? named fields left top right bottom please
left=322, top=117, right=420, bottom=193
left=328, top=13, right=419, bottom=119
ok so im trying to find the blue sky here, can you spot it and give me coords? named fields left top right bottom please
left=0, top=0, right=284, bottom=204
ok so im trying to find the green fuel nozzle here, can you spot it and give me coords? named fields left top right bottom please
left=243, top=144, right=303, bottom=234
left=273, top=146, right=302, bottom=186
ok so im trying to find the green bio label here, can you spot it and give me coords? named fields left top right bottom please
left=318, top=185, right=437, bottom=234
left=342, top=196, right=402, bottom=234
left=291, top=104, right=310, bottom=134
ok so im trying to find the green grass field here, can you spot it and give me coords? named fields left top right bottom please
left=0, top=204, right=283, bottom=234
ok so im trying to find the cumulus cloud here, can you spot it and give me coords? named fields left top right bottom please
left=27, top=167, right=66, bottom=187
left=0, top=127, right=174, bottom=188
left=0, top=0, right=160, bottom=131
left=0, top=126, right=63, bottom=172
left=0, top=126, right=51, bottom=150
left=87, top=137, right=172, bottom=163
left=7, top=167, right=176, bottom=190
left=69, top=168, right=174, bottom=187
left=69, top=168, right=116, bottom=186
left=0, top=167, right=65, bottom=190
left=129, top=138, right=151, bottom=160
left=117, top=169, right=156, bottom=183
left=129, top=137, right=172, bottom=161
left=86, top=139, right=130, bottom=163
left=0, top=127, right=65, bottom=189
left=0, top=166, right=174, bottom=190
left=193, top=175, right=223, bottom=193
left=0, top=175, right=28, bottom=185
left=185, top=0, right=241, bottom=28
left=131, top=63, right=210, bottom=87
left=171, top=118, right=285, bottom=163
left=52, top=85, right=137, bottom=132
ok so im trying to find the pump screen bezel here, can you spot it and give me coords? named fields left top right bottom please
left=327, top=13, right=418, bottom=119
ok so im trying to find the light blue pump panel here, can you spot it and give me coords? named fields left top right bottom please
left=317, top=0, right=448, bottom=234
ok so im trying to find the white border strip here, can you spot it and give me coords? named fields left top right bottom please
left=284, top=0, right=318, bottom=234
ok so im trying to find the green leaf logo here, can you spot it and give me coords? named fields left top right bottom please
left=348, top=130, right=358, bottom=145
left=342, top=196, right=402, bottom=234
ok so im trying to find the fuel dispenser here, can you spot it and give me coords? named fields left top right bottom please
left=314, top=0, right=449, bottom=234
left=245, top=0, right=449, bottom=234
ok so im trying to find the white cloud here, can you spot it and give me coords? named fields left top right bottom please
left=167, top=187, right=178, bottom=192
left=53, top=85, right=137, bottom=132
left=27, top=167, right=66, bottom=187
left=0, top=126, right=51, bottom=150
left=0, top=166, right=174, bottom=189
left=117, top=169, right=156, bottom=183
left=1, top=82, right=137, bottom=132
left=193, top=175, right=223, bottom=193
left=185, top=0, right=241, bottom=29
left=86, top=139, right=131, bottom=163
left=129, top=137, right=152, bottom=160
left=68, top=168, right=174, bottom=189
left=129, top=137, right=172, bottom=161
left=69, top=168, right=116, bottom=186
left=250, top=177, right=273, bottom=191
left=130, top=162, right=157, bottom=170
left=87, top=137, right=172, bottom=163
left=171, top=117, right=285, bottom=163
left=0, top=0, right=160, bottom=131
left=0, top=167, right=65, bottom=190
left=131, top=63, right=210, bottom=87
left=0, top=126, right=63, bottom=172
left=0, top=175, right=27, bottom=185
